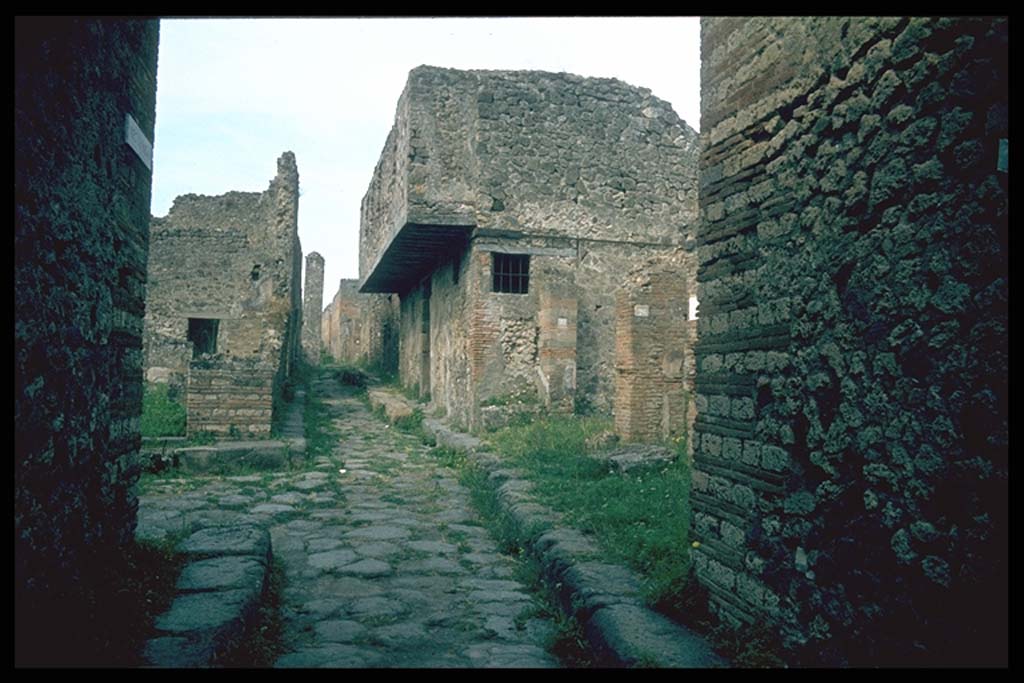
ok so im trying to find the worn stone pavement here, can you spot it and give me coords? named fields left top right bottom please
left=137, top=374, right=559, bottom=668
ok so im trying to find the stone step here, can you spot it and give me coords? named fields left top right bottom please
left=142, top=524, right=272, bottom=668
left=366, top=389, right=417, bottom=423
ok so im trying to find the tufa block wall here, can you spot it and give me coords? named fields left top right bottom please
left=693, top=17, right=1007, bottom=665
left=302, top=251, right=324, bottom=364
left=14, top=17, right=159, bottom=662
left=143, top=153, right=303, bottom=437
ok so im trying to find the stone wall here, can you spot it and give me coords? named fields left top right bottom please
left=14, top=17, right=159, bottom=662
left=143, top=152, right=303, bottom=437
left=692, top=17, right=1007, bottom=666
left=614, top=249, right=697, bottom=445
left=302, top=251, right=324, bottom=364
left=321, top=279, right=399, bottom=372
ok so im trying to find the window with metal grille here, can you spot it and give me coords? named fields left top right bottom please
left=492, top=253, right=529, bottom=294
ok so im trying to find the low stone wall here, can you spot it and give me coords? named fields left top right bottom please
left=186, top=359, right=275, bottom=437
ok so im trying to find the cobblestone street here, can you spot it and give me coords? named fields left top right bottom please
left=137, top=374, right=559, bottom=668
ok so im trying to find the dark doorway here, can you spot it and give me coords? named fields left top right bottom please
left=188, top=318, right=219, bottom=358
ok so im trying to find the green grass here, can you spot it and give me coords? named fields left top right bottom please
left=140, top=383, right=187, bottom=437
left=305, top=382, right=342, bottom=460
left=487, top=416, right=695, bottom=609
left=328, top=363, right=370, bottom=390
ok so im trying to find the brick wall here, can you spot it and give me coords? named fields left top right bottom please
left=186, top=359, right=275, bottom=437
left=614, top=250, right=696, bottom=444
left=693, top=17, right=1007, bottom=665
left=15, top=17, right=159, bottom=662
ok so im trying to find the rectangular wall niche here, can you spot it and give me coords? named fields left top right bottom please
left=188, top=318, right=219, bottom=358
left=493, top=253, right=530, bottom=294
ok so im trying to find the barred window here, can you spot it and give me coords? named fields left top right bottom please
left=492, top=253, right=530, bottom=294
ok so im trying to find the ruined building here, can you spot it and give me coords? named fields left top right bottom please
left=142, top=153, right=303, bottom=437
left=321, top=278, right=400, bottom=371
left=15, top=17, right=160, bottom=663
left=302, top=251, right=325, bottom=364
left=359, top=65, right=699, bottom=432
left=691, top=17, right=1007, bottom=665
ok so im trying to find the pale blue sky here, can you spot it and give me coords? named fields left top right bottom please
left=151, top=17, right=702, bottom=309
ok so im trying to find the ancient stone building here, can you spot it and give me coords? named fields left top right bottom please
left=142, top=153, right=303, bottom=437
left=691, top=17, right=1007, bottom=665
left=321, top=278, right=400, bottom=370
left=14, top=17, right=160, bottom=663
left=360, top=65, right=699, bottom=432
left=302, top=251, right=325, bottom=364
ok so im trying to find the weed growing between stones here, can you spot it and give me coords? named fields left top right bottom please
left=305, top=382, right=342, bottom=460
left=512, top=555, right=595, bottom=668
left=326, top=362, right=369, bottom=391
left=428, top=445, right=595, bottom=667
left=217, top=558, right=288, bottom=667
left=187, top=430, right=217, bottom=446
left=140, top=383, right=187, bottom=437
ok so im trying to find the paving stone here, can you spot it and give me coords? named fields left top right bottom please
left=401, top=557, right=466, bottom=575
left=180, top=525, right=270, bottom=562
left=374, top=620, right=428, bottom=644
left=314, top=575, right=385, bottom=598
left=407, top=539, right=458, bottom=554
left=154, top=589, right=252, bottom=632
left=314, top=619, right=367, bottom=643
left=300, top=598, right=348, bottom=617
left=271, top=492, right=306, bottom=505
left=350, top=541, right=402, bottom=558
left=471, top=589, right=532, bottom=604
left=338, top=558, right=391, bottom=577
left=308, top=492, right=338, bottom=506
left=345, top=525, right=411, bottom=541
left=176, top=556, right=265, bottom=593
left=306, top=537, right=346, bottom=552
left=308, top=549, right=359, bottom=570
left=446, top=523, right=488, bottom=536
left=218, top=494, right=255, bottom=507
left=283, top=518, right=325, bottom=533
left=293, top=479, right=327, bottom=491
left=348, top=596, right=405, bottom=619
left=275, top=644, right=378, bottom=668
left=482, top=615, right=518, bottom=640
left=251, top=503, right=297, bottom=515
left=462, top=579, right=526, bottom=592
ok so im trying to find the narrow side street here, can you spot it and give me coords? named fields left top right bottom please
left=137, top=371, right=559, bottom=668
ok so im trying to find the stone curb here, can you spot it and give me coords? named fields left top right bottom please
left=142, top=524, right=272, bottom=668
left=422, top=419, right=728, bottom=669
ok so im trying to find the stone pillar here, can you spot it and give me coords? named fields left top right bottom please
left=613, top=263, right=691, bottom=444
left=302, top=251, right=324, bottom=364
left=537, top=283, right=577, bottom=413
left=15, top=17, right=160, bottom=664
